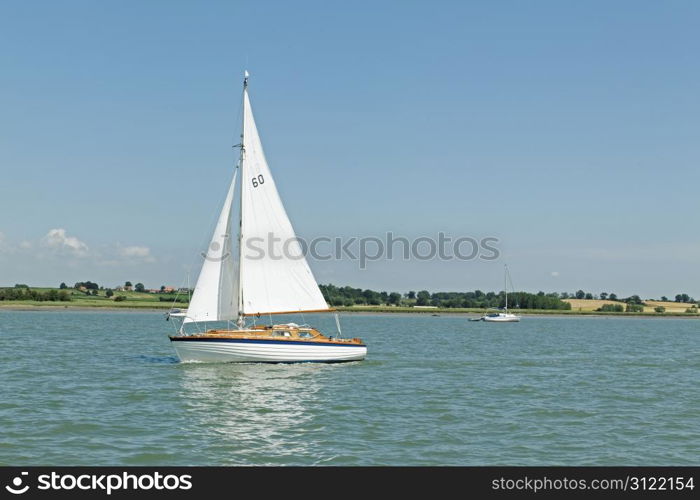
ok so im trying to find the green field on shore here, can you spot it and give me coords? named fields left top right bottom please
left=1, top=289, right=698, bottom=317
left=0, top=287, right=184, bottom=309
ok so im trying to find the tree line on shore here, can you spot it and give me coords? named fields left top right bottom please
left=0, top=286, right=71, bottom=302
left=0, top=282, right=697, bottom=311
left=319, top=284, right=571, bottom=310
left=319, top=285, right=699, bottom=311
left=65, top=281, right=149, bottom=294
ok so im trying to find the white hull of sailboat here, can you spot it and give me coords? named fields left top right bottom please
left=171, top=338, right=367, bottom=363
left=482, top=314, right=520, bottom=322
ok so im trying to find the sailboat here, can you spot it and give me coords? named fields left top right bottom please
left=481, top=264, right=521, bottom=322
left=168, top=72, right=367, bottom=363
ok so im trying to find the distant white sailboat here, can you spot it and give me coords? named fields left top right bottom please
left=168, top=72, right=367, bottom=363
left=481, top=265, right=521, bottom=322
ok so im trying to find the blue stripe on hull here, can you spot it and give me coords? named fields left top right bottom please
left=245, top=359, right=359, bottom=364
left=170, top=337, right=366, bottom=348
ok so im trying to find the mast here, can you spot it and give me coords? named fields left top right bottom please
left=504, top=264, right=508, bottom=313
left=236, top=71, right=249, bottom=329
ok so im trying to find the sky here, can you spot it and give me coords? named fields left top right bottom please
left=0, top=0, right=698, bottom=298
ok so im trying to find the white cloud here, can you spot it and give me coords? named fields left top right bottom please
left=42, top=228, right=89, bottom=257
left=118, top=245, right=155, bottom=262
left=19, top=240, right=32, bottom=249
left=551, top=271, right=560, bottom=277
left=119, top=246, right=150, bottom=258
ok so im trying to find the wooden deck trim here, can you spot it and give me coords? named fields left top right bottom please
left=171, top=327, right=364, bottom=345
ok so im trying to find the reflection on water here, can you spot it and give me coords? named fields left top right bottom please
left=178, top=363, right=330, bottom=465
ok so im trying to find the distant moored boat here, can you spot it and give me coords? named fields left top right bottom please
left=478, top=265, right=521, bottom=322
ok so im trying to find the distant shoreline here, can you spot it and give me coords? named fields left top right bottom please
left=335, top=306, right=700, bottom=319
left=0, top=304, right=165, bottom=313
left=1, top=303, right=698, bottom=319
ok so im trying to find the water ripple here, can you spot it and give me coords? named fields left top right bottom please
left=0, top=311, right=698, bottom=465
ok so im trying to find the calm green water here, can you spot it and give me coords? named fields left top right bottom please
left=0, top=311, right=697, bottom=465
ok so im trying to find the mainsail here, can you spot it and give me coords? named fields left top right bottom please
left=185, top=73, right=328, bottom=324
left=238, top=82, right=329, bottom=316
left=184, top=170, right=238, bottom=323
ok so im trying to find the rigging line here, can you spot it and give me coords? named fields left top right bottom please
left=231, top=73, right=244, bottom=151
left=168, top=309, right=181, bottom=335
left=334, top=313, right=343, bottom=339
left=506, top=266, right=515, bottom=292
left=506, top=265, right=518, bottom=307
left=168, top=272, right=189, bottom=312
